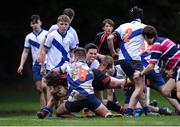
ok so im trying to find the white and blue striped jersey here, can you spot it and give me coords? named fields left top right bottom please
left=48, top=24, right=79, bottom=47
left=60, top=61, right=94, bottom=96
left=44, top=30, right=76, bottom=70
left=114, top=20, right=146, bottom=61
left=24, top=29, right=48, bottom=65
left=88, top=59, right=100, bottom=69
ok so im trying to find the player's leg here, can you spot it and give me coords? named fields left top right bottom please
left=33, top=64, right=48, bottom=109
left=175, top=68, right=180, bottom=98
left=85, top=94, right=112, bottom=117
left=103, top=99, right=125, bottom=115
left=119, top=60, right=146, bottom=116
left=56, top=101, right=76, bottom=118
left=35, top=80, right=46, bottom=108
left=95, top=103, right=112, bottom=117
left=162, top=79, right=176, bottom=98
left=42, top=77, right=52, bottom=104
left=106, top=89, right=113, bottom=101
left=126, top=76, right=145, bottom=115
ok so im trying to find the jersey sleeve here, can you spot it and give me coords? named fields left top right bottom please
left=24, top=35, right=30, bottom=48
left=92, top=69, right=111, bottom=90
left=72, top=29, right=79, bottom=47
left=112, top=31, right=122, bottom=43
left=69, top=34, right=77, bottom=50
left=44, top=33, right=54, bottom=49
left=48, top=24, right=58, bottom=34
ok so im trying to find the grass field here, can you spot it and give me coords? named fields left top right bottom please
left=0, top=89, right=180, bottom=126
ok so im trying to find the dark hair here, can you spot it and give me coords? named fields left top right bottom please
left=142, top=25, right=158, bottom=39
left=84, top=43, right=98, bottom=52
left=63, top=8, right=75, bottom=20
left=102, top=18, right=115, bottom=27
left=129, top=6, right=143, bottom=21
left=30, top=14, right=40, bottom=22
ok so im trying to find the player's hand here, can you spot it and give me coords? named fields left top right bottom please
left=36, top=53, right=43, bottom=63
left=37, top=111, right=47, bottom=119
left=52, top=67, right=60, bottom=72
left=37, top=107, right=52, bottom=119
left=17, top=66, right=23, bottom=75
left=133, top=70, right=141, bottom=79
left=40, top=65, right=46, bottom=75
left=112, top=52, right=119, bottom=60
left=164, top=69, right=173, bottom=78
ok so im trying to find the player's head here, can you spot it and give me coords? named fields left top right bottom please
left=57, top=14, right=71, bottom=23
left=73, top=47, right=86, bottom=61
left=85, top=43, right=98, bottom=52
left=63, top=8, right=75, bottom=22
left=30, top=14, right=42, bottom=32
left=129, top=6, right=143, bottom=21
left=100, top=55, right=115, bottom=75
left=57, top=14, right=71, bottom=34
left=30, top=14, right=40, bottom=23
left=142, top=25, right=158, bottom=45
left=102, top=18, right=115, bottom=35
left=102, top=18, right=115, bottom=28
left=84, top=43, right=98, bottom=63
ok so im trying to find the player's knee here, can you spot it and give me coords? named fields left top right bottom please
left=161, top=87, right=171, bottom=97
left=95, top=103, right=111, bottom=117
left=56, top=103, right=68, bottom=117
left=41, top=85, right=47, bottom=92
left=103, top=99, right=108, bottom=105
left=134, top=87, right=144, bottom=97
left=36, top=86, right=43, bottom=93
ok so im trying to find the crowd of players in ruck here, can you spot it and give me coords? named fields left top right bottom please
left=17, top=6, right=180, bottom=119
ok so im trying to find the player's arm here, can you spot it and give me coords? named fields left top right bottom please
left=107, top=34, right=116, bottom=55
left=107, top=34, right=119, bottom=60
left=37, top=25, right=55, bottom=63
left=140, top=63, right=155, bottom=77
left=40, top=46, right=48, bottom=75
left=17, top=48, right=29, bottom=75
left=140, top=48, right=159, bottom=77
left=97, top=53, right=105, bottom=61
left=108, top=76, right=126, bottom=89
left=133, top=63, right=155, bottom=80
left=36, top=37, right=46, bottom=63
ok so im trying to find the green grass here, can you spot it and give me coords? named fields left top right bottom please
left=0, top=115, right=180, bottom=126
left=0, top=89, right=179, bottom=126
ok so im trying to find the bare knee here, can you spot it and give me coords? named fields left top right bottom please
left=133, top=87, right=143, bottom=97
left=56, top=102, right=69, bottom=117
left=95, top=103, right=112, bottom=117
left=161, top=87, right=171, bottom=97
left=36, top=83, right=43, bottom=93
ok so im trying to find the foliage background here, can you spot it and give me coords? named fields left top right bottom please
left=0, top=0, right=180, bottom=89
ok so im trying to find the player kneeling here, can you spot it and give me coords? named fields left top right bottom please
left=37, top=70, right=68, bottom=119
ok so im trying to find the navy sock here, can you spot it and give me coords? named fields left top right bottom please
left=135, top=108, right=143, bottom=117
left=106, top=100, right=125, bottom=114
left=171, top=90, right=180, bottom=103
left=124, top=108, right=133, bottom=115
left=113, top=92, right=118, bottom=103
left=143, top=106, right=150, bottom=115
